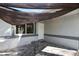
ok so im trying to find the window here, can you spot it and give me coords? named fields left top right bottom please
left=16, top=23, right=36, bottom=34
left=27, top=23, right=34, bottom=34
left=16, top=24, right=25, bottom=34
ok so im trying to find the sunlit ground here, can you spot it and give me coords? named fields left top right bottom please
left=42, top=46, right=77, bottom=56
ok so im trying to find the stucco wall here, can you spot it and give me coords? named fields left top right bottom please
left=36, top=22, right=44, bottom=39
left=0, top=19, right=44, bottom=51
left=0, top=36, right=38, bottom=51
left=44, top=13, right=79, bottom=50
left=0, top=19, right=12, bottom=36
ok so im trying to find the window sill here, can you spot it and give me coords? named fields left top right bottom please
left=15, top=34, right=38, bottom=37
left=0, top=34, right=38, bottom=39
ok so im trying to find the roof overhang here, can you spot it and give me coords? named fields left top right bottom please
left=0, top=3, right=79, bottom=25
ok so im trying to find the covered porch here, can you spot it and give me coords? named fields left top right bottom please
left=0, top=3, right=79, bottom=56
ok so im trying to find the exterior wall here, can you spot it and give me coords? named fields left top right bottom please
left=0, top=19, right=44, bottom=51
left=36, top=22, right=44, bottom=39
left=44, top=13, right=79, bottom=50
left=44, top=36, right=78, bottom=50
left=13, top=22, right=44, bottom=40
left=0, top=19, right=12, bottom=36
left=0, top=36, right=38, bottom=51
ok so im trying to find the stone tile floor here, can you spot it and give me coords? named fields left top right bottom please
left=0, top=40, right=78, bottom=56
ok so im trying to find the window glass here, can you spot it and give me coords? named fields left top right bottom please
left=16, top=25, right=25, bottom=34
left=16, top=23, right=35, bottom=34
left=27, top=23, right=34, bottom=34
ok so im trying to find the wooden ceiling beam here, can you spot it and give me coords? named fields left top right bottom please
left=0, top=4, right=78, bottom=25
left=0, top=3, right=79, bottom=25
left=0, top=3, right=79, bottom=9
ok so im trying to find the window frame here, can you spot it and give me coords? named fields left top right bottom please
left=15, top=23, right=36, bottom=35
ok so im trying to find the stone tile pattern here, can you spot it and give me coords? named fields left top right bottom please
left=0, top=39, right=78, bottom=56
left=0, top=39, right=48, bottom=56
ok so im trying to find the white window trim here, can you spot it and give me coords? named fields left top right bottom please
left=14, top=23, right=36, bottom=35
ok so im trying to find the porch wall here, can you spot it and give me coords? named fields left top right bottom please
left=0, top=19, right=12, bottom=36
left=0, top=36, right=38, bottom=51
left=44, top=13, right=79, bottom=50
left=0, top=19, right=44, bottom=51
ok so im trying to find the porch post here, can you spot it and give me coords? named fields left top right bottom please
left=37, top=22, right=44, bottom=39
left=11, top=25, right=15, bottom=36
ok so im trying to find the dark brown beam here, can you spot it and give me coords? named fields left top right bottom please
left=0, top=3, right=79, bottom=9
left=11, top=8, right=77, bottom=21
left=0, top=6, right=78, bottom=25
left=0, top=6, right=20, bottom=11
left=39, top=8, right=77, bottom=21
left=0, top=15, right=15, bottom=25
